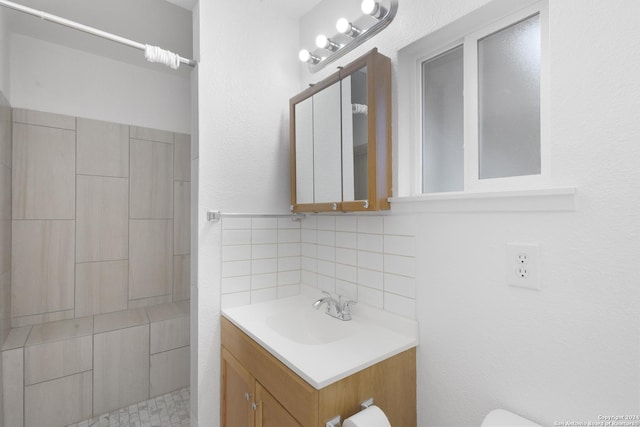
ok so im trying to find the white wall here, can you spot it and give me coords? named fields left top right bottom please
left=10, top=33, right=191, bottom=133
left=0, top=7, right=10, bottom=98
left=194, top=0, right=640, bottom=425
left=195, top=1, right=301, bottom=425
left=300, top=0, right=640, bottom=425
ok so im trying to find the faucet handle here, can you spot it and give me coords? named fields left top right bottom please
left=341, top=299, right=357, bottom=311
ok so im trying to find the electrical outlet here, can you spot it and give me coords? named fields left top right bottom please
left=506, top=243, right=540, bottom=290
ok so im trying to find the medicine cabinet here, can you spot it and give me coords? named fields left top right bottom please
left=290, top=48, right=391, bottom=213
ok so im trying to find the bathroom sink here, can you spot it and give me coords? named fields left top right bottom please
left=265, top=307, right=356, bottom=345
left=221, top=291, right=418, bottom=389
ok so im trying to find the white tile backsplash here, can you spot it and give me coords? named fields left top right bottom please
left=221, top=214, right=416, bottom=318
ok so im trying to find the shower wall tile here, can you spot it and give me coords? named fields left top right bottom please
left=174, top=181, right=190, bottom=255
left=150, top=346, right=190, bottom=398
left=130, top=139, right=174, bottom=219
left=174, top=133, right=191, bottom=182
left=24, top=371, right=92, bottom=427
left=128, top=295, right=172, bottom=309
left=75, top=260, right=128, bottom=317
left=76, top=175, right=129, bottom=263
left=129, top=219, right=173, bottom=300
left=24, top=335, right=92, bottom=385
left=11, top=310, right=75, bottom=328
left=12, top=220, right=75, bottom=317
left=2, top=348, right=24, bottom=427
left=93, top=325, right=149, bottom=415
left=150, top=315, right=189, bottom=354
left=173, top=255, right=190, bottom=302
left=12, top=123, right=75, bottom=219
left=0, top=165, right=10, bottom=274
left=12, top=108, right=76, bottom=130
left=77, top=118, right=129, bottom=178
left=0, top=102, right=12, bottom=169
left=93, top=308, right=148, bottom=335
left=26, top=316, right=93, bottom=346
left=130, top=126, right=174, bottom=144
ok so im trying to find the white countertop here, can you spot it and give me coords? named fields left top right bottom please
left=221, top=293, right=418, bottom=389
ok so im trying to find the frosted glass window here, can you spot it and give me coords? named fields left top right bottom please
left=478, top=14, right=541, bottom=179
left=421, top=46, right=464, bottom=193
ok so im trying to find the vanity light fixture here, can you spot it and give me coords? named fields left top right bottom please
left=361, top=0, right=387, bottom=19
left=336, top=18, right=362, bottom=37
left=298, top=49, right=321, bottom=64
left=315, top=34, right=341, bottom=52
left=298, top=0, right=398, bottom=72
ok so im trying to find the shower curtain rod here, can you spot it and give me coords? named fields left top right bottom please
left=207, top=210, right=306, bottom=222
left=0, top=0, right=197, bottom=68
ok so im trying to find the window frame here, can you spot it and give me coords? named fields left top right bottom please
left=397, top=0, right=549, bottom=197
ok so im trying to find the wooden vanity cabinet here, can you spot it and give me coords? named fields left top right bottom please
left=221, top=317, right=417, bottom=427
left=290, top=48, right=392, bottom=213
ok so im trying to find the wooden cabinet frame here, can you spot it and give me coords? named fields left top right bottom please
left=290, top=48, right=392, bottom=213
left=221, top=317, right=416, bottom=427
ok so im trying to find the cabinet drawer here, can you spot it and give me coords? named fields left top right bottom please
left=221, top=318, right=319, bottom=426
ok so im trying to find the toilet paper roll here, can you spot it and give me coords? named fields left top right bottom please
left=342, top=405, right=391, bottom=427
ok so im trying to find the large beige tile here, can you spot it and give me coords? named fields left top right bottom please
left=0, top=165, right=10, bottom=276
left=93, top=325, right=149, bottom=414
left=77, top=118, right=129, bottom=177
left=174, top=181, right=190, bottom=255
left=146, top=301, right=189, bottom=323
left=76, top=175, right=128, bottom=262
left=12, top=123, right=75, bottom=219
left=2, top=325, right=31, bottom=350
left=0, top=272, right=9, bottom=343
left=150, top=316, right=189, bottom=354
left=174, top=133, right=191, bottom=182
left=129, top=219, right=173, bottom=300
left=12, top=220, right=75, bottom=317
left=11, top=309, right=75, bottom=328
left=128, top=294, right=172, bottom=309
left=24, top=371, right=92, bottom=427
left=75, top=260, right=128, bottom=317
left=0, top=96, right=11, bottom=169
left=130, top=126, right=173, bottom=143
left=130, top=139, right=173, bottom=219
left=173, top=255, right=190, bottom=302
left=26, top=316, right=93, bottom=346
left=2, top=348, right=23, bottom=427
left=93, top=307, right=148, bottom=334
left=150, top=346, right=189, bottom=398
left=13, top=108, right=76, bottom=130
left=25, top=335, right=92, bottom=385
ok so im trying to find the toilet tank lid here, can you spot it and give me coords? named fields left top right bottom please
left=481, top=409, right=542, bottom=427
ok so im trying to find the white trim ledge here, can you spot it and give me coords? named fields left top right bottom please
left=389, top=187, right=577, bottom=213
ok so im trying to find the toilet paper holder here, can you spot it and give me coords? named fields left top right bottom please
left=325, top=398, right=375, bottom=427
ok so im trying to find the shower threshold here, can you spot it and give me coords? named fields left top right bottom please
left=66, top=387, right=190, bottom=427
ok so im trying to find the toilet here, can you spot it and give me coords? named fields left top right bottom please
left=481, top=409, right=542, bottom=427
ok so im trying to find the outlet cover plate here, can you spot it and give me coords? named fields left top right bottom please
left=506, top=243, right=540, bottom=290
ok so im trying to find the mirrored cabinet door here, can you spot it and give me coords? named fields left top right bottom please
left=341, top=66, right=369, bottom=203
left=295, top=97, right=314, bottom=204
left=313, top=80, right=342, bottom=203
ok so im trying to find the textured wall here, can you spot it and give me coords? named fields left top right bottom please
left=301, top=0, right=640, bottom=425
left=10, top=34, right=191, bottom=134
left=195, top=1, right=302, bottom=424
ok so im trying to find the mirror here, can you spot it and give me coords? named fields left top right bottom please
left=341, top=66, right=368, bottom=202
left=290, top=49, right=391, bottom=212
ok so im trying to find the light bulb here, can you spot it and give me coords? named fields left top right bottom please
left=336, top=18, right=362, bottom=37
left=315, top=34, right=341, bottom=52
left=361, top=0, right=386, bottom=19
left=298, top=49, right=311, bottom=62
left=336, top=18, right=350, bottom=34
left=316, top=35, right=329, bottom=49
left=298, top=49, right=321, bottom=64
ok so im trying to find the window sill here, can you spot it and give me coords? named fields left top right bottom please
left=388, top=187, right=577, bottom=213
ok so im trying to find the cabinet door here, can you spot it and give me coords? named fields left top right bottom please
left=221, top=349, right=254, bottom=427
left=255, top=382, right=301, bottom=427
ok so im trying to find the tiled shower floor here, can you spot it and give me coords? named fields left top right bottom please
left=66, top=387, right=190, bottom=427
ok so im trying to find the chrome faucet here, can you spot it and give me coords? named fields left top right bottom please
left=312, top=291, right=356, bottom=321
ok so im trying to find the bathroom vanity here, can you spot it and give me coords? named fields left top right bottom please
left=221, top=295, right=418, bottom=427
left=289, top=49, right=392, bottom=213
